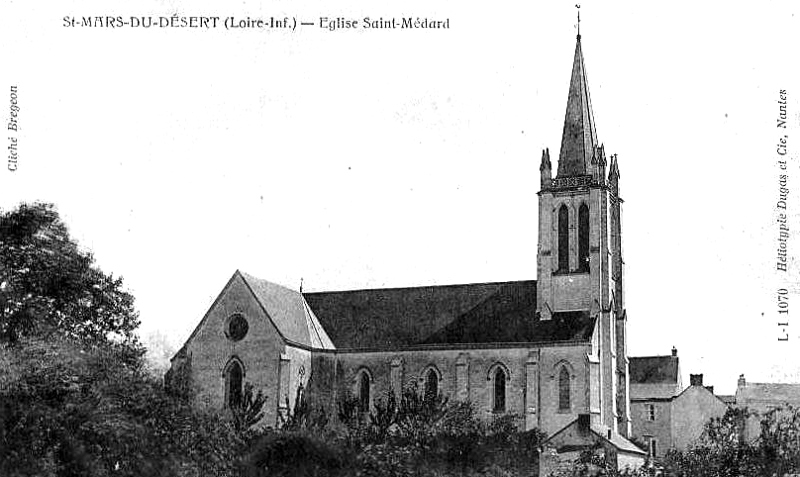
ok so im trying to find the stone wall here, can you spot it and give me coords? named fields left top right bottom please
left=174, top=274, right=296, bottom=428
left=630, top=399, right=672, bottom=457
left=172, top=274, right=601, bottom=437
left=671, top=386, right=728, bottom=450
left=306, top=343, right=591, bottom=437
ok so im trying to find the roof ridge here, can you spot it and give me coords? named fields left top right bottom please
left=239, top=270, right=300, bottom=294
left=303, top=279, right=536, bottom=295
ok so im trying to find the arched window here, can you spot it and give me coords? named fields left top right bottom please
left=226, top=360, right=244, bottom=408
left=578, top=204, right=589, bottom=272
left=493, top=368, right=507, bottom=412
left=424, top=368, right=439, bottom=402
left=358, top=372, right=371, bottom=412
left=558, top=205, right=569, bottom=271
left=558, top=366, right=571, bottom=411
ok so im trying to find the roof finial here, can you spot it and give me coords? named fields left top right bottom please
left=300, top=277, right=304, bottom=293
left=576, top=4, right=581, bottom=39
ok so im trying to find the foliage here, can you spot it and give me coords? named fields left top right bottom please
left=0, top=202, right=140, bottom=345
left=231, top=382, right=268, bottom=435
left=240, top=431, right=345, bottom=477
left=243, top=382, right=544, bottom=477
left=659, top=405, right=800, bottom=477
left=0, top=203, right=242, bottom=476
left=279, top=383, right=330, bottom=434
left=0, top=336, right=242, bottom=477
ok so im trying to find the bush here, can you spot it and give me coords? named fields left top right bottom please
left=240, top=430, right=345, bottom=477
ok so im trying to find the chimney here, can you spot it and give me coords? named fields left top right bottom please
left=705, top=385, right=715, bottom=394
left=671, top=346, right=677, bottom=357
left=738, top=374, right=746, bottom=388
left=577, top=414, right=590, bottom=431
left=690, top=374, right=703, bottom=386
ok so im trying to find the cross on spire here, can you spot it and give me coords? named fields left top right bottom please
left=576, top=4, right=581, bottom=39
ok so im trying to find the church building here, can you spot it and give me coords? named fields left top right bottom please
left=169, top=32, right=642, bottom=462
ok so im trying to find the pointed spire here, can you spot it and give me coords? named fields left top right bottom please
left=556, top=35, right=599, bottom=178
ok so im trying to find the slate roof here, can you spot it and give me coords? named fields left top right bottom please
left=629, top=355, right=680, bottom=385
left=592, top=423, right=647, bottom=455
left=240, top=272, right=335, bottom=350
left=718, top=395, right=736, bottom=405
left=557, top=35, right=599, bottom=178
left=544, top=416, right=646, bottom=456
left=302, top=279, right=595, bottom=350
left=736, top=382, right=800, bottom=405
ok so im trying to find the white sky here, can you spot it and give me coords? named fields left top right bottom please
left=2, top=1, right=799, bottom=394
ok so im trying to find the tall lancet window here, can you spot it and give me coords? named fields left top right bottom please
left=558, top=205, right=570, bottom=272
left=578, top=204, right=590, bottom=272
left=358, top=372, right=371, bottom=412
left=226, top=360, right=244, bottom=408
left=424, top=368, right=439, bottom=403
left=493, top=368, right=507, bottom=412
left=558, top=366, right=571, bottom=411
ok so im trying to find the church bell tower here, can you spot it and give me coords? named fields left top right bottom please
left=536, top=32, right=631, bottom=437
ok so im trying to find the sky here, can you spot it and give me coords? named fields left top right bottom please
left=1, top=1, right=799, bottom=394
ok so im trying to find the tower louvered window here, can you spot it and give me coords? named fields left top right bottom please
left=558, top=205, right=569, bottom=271
left=578, top=204, right=589, bottom=271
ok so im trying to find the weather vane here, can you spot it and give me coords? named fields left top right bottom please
left=576, top=4, right=581, bottom=38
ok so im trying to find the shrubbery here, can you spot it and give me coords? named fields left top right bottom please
left=241, top=384, right=544, bottom=477
left=660, top=405, right=800, bottom=477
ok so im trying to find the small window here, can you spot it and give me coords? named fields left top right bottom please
left=226, top=314, right=249, bottom=341
left=493, top=368, right=506, bottom=412
left=647, top=404, right=656, bottom=421
left=424, top=368, right=439, bottom=402
left=649, top=438, right=658, bottom=458
left=558, top=366, right=571, bottom=411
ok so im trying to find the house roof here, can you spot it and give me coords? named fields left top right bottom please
left=240, top=271, right=335, bottom=350
left=736, top=382, right=800, bottom=405
left=629, top=355, right=680, bottom=385
left=543, top=416, right=646, bottom=456
left=592, top=423, right=647, bottom=455
left=718, top=395, right=736, bottom=405
left=302, top=279, right=595, bottom=350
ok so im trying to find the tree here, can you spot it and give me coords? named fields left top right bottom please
left=0, top=202, right=140, bottom=344
left=0, top=336, right=242, bottom=477
left=0, top=202, right=245, bottom=476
